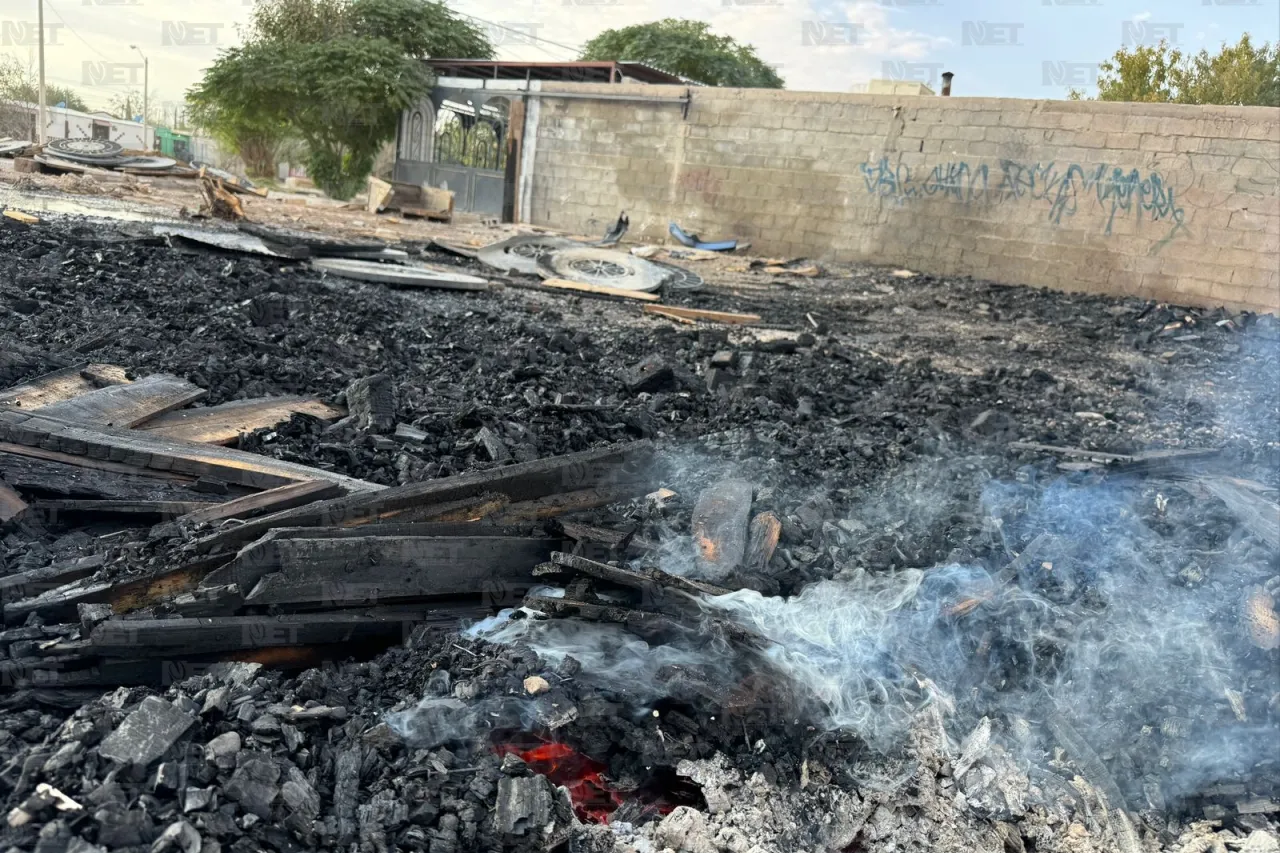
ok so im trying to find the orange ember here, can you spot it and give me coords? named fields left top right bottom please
left=494, top=741, right=623, bottom=823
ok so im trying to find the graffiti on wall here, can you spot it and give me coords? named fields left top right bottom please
left=857, top=157, right=1187, bottom=239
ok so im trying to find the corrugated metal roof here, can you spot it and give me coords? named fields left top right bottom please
left=425, top=59, right=693, bottom=86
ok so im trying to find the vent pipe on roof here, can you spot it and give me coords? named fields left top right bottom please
left=940, top=71, right=954, bottom=96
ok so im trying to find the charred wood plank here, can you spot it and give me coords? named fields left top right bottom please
left=34, top=499, right=218, bottom=519
left=487, top=484, right=644, bottom=525
left=3, top=555, right=222, bottom=625
left=34, top=373, right=207, bottom=428
left=138, top=396, right=345, bottom=445
left=523, top=596, right=683, bottom=639
left=0, top=449, right=226, bottom=503
left=0, top=554, right=105, bottom=604
left=0, top=410, right=381, bottom=494
left=0, top=363, right=130, bottom=410
left=240, top=536, right=559, bottom=608
left=1008, top=442, right=1133, bottom=462
left=189, top=440, right=654, bottom=553
left=88, top=609, right=444, bottom=656
left=177, top=480, right=342, bottom=528
left=544, top=552, right=729, bottom=599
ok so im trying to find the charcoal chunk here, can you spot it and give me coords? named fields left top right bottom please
left=223, top=755, right=280, bottom=820
left=97, top=696, right=195, bottom=767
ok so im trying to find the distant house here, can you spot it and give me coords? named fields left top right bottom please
left=393, top=60, right=688, bottom=220
left=2, top=101, right=153, bottom=149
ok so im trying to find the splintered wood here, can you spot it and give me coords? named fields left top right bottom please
left=138, top=396, right=345, bottom=444
left=34, top=374, right=207, bottom=428
left=0, top=364, right=131, bottom=410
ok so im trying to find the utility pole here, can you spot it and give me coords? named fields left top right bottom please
left=129, top=45, right=148, bottom=150
left=36, top=0, right=47, bottom=143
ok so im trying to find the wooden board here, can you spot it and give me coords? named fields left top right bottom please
left=34, top=499, right=218, bottom=518
left=89, top=609, right=444, bottom=656
left=177, top=480, right=342, bottom=527
left=188, top=440, right=654, bottom=553
left=0, top=363, right=131, bottom=411
left=541, top=278, right=661, bottom=302
left=35, top=373, right=207, bottom=428
left=242, top=536, right=557, bottom=608
left=0, top=478, right=27, bottom=522
left=643, top=304, right=761, bottom=324
left=138, top=396, right=345, bottom=445
left=0, top=448, right=229, bottom=503
left=0, top=409, right=382, bottom=494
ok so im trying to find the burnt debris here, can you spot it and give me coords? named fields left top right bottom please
left=0, top=218, right=1277, bottom=852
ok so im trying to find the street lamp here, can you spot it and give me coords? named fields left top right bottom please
left=129, top=44, right=149, bottom=151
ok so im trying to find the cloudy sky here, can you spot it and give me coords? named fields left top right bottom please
left=0, top=0, right=1275, bottom=115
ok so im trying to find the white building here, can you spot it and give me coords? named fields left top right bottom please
left=4, top=101, right=153, bottom=149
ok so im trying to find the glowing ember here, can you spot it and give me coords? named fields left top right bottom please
left=494, top=741, right=622, bottom=823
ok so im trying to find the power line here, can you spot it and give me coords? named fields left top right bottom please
left=453, top=12, right=583, bottom=58
left=41, top=0, right=115, bottom=63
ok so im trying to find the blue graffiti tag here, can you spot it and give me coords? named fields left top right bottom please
left=859, top=157, right=1186, bottom=239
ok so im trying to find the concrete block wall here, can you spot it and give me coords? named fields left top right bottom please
left=524, top=83, right=1280, bottom=314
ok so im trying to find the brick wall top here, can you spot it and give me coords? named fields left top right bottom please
left=535, top=81, right=1280, bottom=122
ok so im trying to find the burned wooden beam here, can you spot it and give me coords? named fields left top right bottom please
left=88, top=609, right=445, bottom=656
left=138, top=396, right=345, bottom=445
left=523, top=595, right=683, bottom=639
left=1201, top=477, right=1280, bottom=551
left=33, top=373, right=207, bottom=428
left=0, top=448, right=224, bottom=504
left=0, top=409, right=381, bottom=493
left=176, top=480, right=343, bottom=528
left=543, top=552, right=729, bottom=599
left=0, top=554, right=106, bottom=605
left=189, top=440, right=654, bottom=553
left=34, top=499, right=218, bottom=520
left=232, top=536, right=559, bottom=608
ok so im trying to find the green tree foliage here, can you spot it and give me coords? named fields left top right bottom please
left=1087, top=34, right=1279, bottom=106
left=14, top=82, right=88, bottom=112
left=188, top=0, right=492, bottom=196
left=580, top=19, right=783, bottom=88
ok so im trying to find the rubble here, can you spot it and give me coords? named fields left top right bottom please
left=0, top=215, right=1277, bottom=853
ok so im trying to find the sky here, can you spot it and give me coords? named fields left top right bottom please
left=0, top=0, right=1275, bottom=116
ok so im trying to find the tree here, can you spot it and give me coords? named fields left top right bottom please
left=1086, top=34, right=1279, bottom=107
left=188, top=0, right=492, bottom=196
left=580, top=19, right=783, bottom=88
left=13, top=82, right=88, bottom=112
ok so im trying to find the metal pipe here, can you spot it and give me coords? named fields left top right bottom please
left=36, top=0, right=46, bottom=143
left=941, top=71, right=954, bottom=96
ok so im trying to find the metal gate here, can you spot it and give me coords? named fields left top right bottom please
left=393, top=92, right=511, bottom=217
